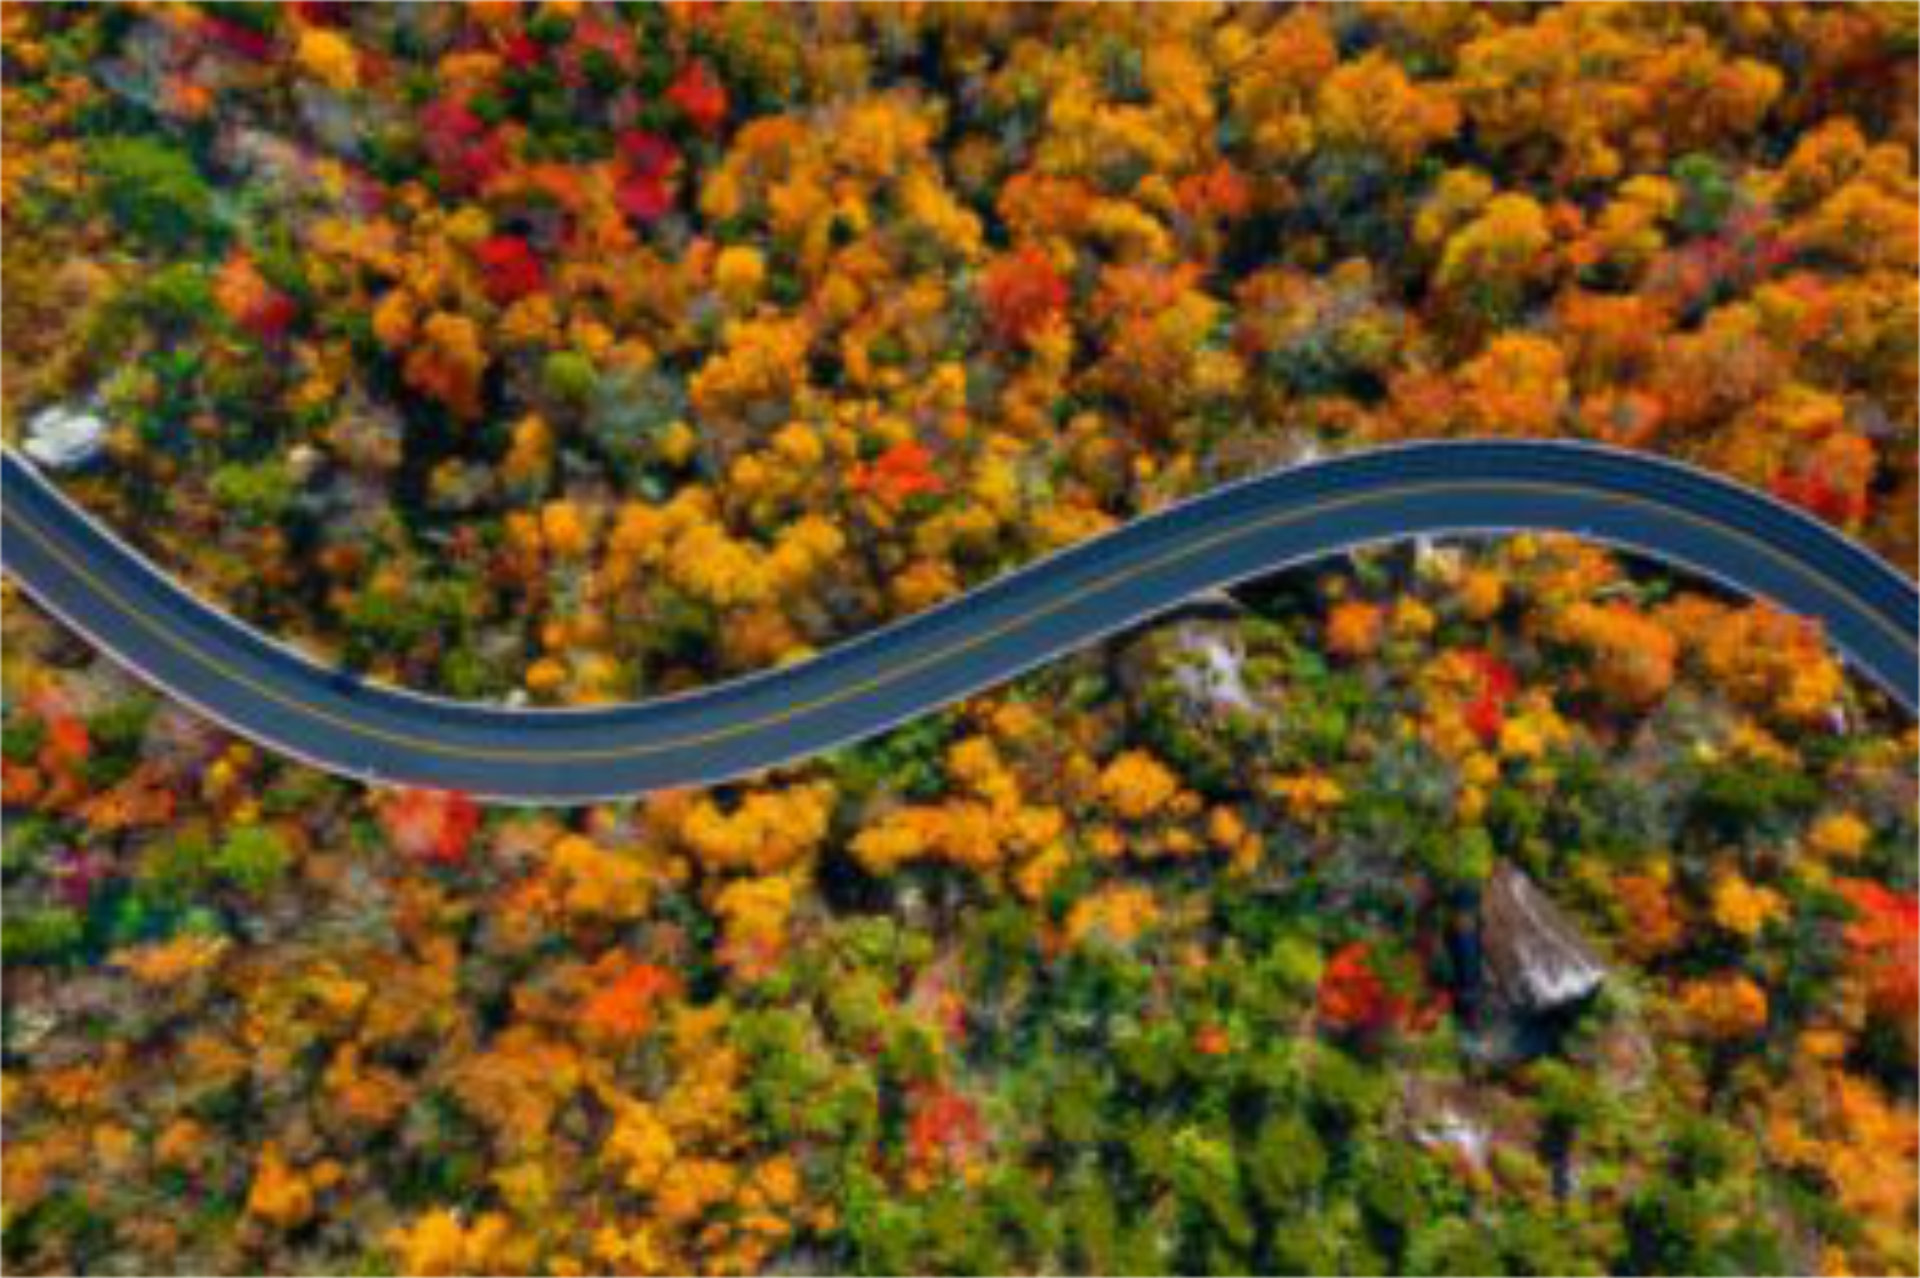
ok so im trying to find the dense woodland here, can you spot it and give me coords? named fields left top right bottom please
left=2, top=5, right=1916, bottom=1275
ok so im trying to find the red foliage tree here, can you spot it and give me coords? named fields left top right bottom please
left=906, top=1085, right=988, bottom=1175
left=580, top=959, right=679, bottom=1039
left=477, top=235, right=545, bottom=305
left=615, top=130, right=680, bottom=225
left=420, top=98, right=508, bottom=194
left=1461, top=650, right=1519, bottom=746
left=852, top=440, right=944, bottom=507
left=380, top=789, right=481, bottom=866
left=667, top=61, right=728, bottom=135
left=1318, top=942, right=1403, bottom=1033
left=1771, top=434, right=1875, bottom=529
left=1317, top=942, right=1448, bottom=1038
left=981, top=244, right=1069, bottom=345
left=1837, top=878, right=1919, bottom=1029
left=217, top=254, right=298, bottom=342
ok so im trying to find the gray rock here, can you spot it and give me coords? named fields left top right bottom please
left=1480, top=861, right=1607, bottom=1014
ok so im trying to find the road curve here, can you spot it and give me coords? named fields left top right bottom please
left=3, top=441, right=1915, bottom=802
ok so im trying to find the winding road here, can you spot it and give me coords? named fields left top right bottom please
left=3, top=441, right=1914, bottom=802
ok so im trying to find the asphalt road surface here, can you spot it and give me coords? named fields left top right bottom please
left=4, top=441, right=1914, bottom=802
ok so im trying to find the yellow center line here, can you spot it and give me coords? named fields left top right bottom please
left=4, top=478, right=1913, bottom=768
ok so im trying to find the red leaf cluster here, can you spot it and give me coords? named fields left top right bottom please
left=1461, top=650, right=1519, bottom=746
left=420, top=98, right=508, bottom=194
left=580, top=959, right=679, bottom=1039
left=852, top=441, right=944, bottom=507
left=615, top=130, right=680, bottom=225
left=218, top=254, right=298, bottom=342
left=502, top=32, right=541, bottom=72
left=1773, top=453, right=1872, bottom=527
left=667, top=61, right=728, bottom=134
left=477, top=235, right=545, bottom=305
left=1316, top=942, right=1448, bottom=1037
left=906, top=1085, right=988, bottom=1174
left=42, top=713, right=92, bottom=771
left=2, top=704, right=93, bottom=810
left=1773, top=472, right=1846, bottom=524
left=1837, top=878, right=1919, bottom=1026
left=380, top=789, right=482, bottom=866
left=245, top=291, right=298, bottom=342
left=1176, top=163, right=1254, bottom=222
left=1317, top=942, right=1403, bottom=1033
left=558, top=15, right=636, bottom=89
left=981, top=244, right=1069, bottom=345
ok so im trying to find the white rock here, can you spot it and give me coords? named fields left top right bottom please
left=1414, top=535, right=1464, bottom=585
left=23, top=405, right=109, bottom=470
left=1421, top=1103, right=1491, bottom=1171
left=288, top=444, right=324, bottom=483
left=1171, top=627, right=1258, bottom=717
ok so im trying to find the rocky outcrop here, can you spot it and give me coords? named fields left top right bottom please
left=1480, top=861, right=1608, bottom=1015
left=1401, top=1076, right=1540, bottom=1178
left=1109, top=613, right=1273, bottom=793
left=1167, top=623, right=1259, bottom=718
left=1115, top=614, right=1258, bottom=719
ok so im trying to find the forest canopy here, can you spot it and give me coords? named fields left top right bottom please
left=2, top=5, right=1916, bottom=1276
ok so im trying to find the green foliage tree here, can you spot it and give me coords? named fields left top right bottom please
left=210, top=823, right=292, bottom=896
left=86, top=136, right=222, bottom=252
